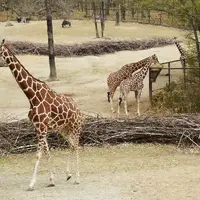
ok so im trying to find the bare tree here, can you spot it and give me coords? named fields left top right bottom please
left=105, top=0, right=110, bottom=16
left=115, top=1, right=120, bottom=25
left=45, top=0, right=57, bottom=80
left=100, top=1, right=105, bottom=37
left=92, top=1, right=100, bottom=38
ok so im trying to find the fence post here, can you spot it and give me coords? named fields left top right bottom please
left=183, top=59, right=186, bottom=88
left=149, top=67, right=153, bottom=106
left=168, top=62, right=171, bottom=86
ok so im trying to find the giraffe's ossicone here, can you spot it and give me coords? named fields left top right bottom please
left=0, top=39, right=85, bottom=191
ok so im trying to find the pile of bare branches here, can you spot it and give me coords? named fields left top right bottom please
left=0, top=114, right=200, bottom=155
left=6, top=37, right=174, bottom=57
left=0, top=59, right=6, bottom=67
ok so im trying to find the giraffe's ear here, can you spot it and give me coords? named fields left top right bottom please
left=1, top=39, right=5, bottom=45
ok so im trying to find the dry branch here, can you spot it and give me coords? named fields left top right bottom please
left=0, top=114, right=200, bottom=155
left=6, top=37, right=175, bottom=57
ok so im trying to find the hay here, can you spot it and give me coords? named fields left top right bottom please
left=0, top=114, right=200, bottom=155
left=6, top=37, right=174, bottom=57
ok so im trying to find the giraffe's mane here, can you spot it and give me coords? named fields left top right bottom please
left=4, top=44, right=46, bottom=85
left=126, top=55, right=154, bottom=66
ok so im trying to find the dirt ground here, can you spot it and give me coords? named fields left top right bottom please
left=0, top=144, right=200, bottom=200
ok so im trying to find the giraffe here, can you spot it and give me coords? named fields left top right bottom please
left=0, top=39, right=85, bottom=191
left=118, top=54, right=159, bottom=116
left=174, top=37, right=187, bottom=68
left=107, top=55, right=159, bottom=113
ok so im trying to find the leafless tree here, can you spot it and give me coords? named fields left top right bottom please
left=45, top=0, right=57, bottom=80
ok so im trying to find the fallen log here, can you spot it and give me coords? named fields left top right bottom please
left=0, top=114, right=200, bottom=155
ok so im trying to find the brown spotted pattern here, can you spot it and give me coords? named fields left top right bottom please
left=107, top=55, right=159, bottom=112
left=0, top=42, right=85, bottom=190
left=174, top=37, right=187, bottom=68
left=118, top=54, right=160, bottom=116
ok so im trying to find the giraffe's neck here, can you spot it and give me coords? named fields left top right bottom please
left=1, top=45, right=43, bottom=100
left=134, top=61, right=151, bottom=80
left=175, top=42, right=186, bottom=56
left=128, top=56, right=153, bottom=74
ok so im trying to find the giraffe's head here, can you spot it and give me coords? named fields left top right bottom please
left=0, top=39, right=5, bottom=52
left=150, top=54, right=160, bottom=66
left=0, top=39, right=6, bottom=67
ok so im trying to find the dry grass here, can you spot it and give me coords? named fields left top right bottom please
left=0, top=20, right=186, bottom=44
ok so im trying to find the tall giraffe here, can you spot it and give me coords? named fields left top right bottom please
left=107, top=55, right=159, bottom=113
left=118, top=54, right=159, bottom=116
left=0, top=40, right=85, bottom=191
left=174, top=37, right=187, bottom=68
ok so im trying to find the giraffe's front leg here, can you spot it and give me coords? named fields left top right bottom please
left=136, top=90, right=141, bottom=116
left=28, top=148, right=42, bottom=191
left=110, top=97, right=116, bottom=113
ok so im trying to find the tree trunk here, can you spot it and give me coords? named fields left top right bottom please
left=84, top=0, right=88, bottom=18
left=120, top=2, right=126, bottom=21
left=80, top=0, right=84, bottom=12
left=45, top=0, right=57, bottom=80
left=100, top=1, right=105, bottom=37
left=92, top=1, right=99, bottom=38
left=115, top=3, right=120, bottom=26
left=105, top=0, right=110, bottom=16
left=190, top=18, right=200, bottom=68
left=131, top=7, right=135, bottom=19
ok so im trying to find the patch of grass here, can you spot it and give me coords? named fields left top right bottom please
left=0, top=20, right=186, bottom=44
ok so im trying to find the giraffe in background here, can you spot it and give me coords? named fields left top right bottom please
left=174, top=37, right=187, bottom=68
left=118, top=54, right=160, bottom=116
left=0, top=39, right=85, bottom=191
left=107, top=55, right=160, bottom=113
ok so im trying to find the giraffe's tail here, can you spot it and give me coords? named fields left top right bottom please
left=119, top=97, right=122, bottom=105
left=107, top=92, right=110, bottom=102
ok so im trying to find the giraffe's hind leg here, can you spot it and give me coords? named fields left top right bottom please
left=62, top=131, right=80, bottom=184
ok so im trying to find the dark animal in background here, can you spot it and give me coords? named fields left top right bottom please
left=16, top=17, right=21, bottom=23
left=16, top=16, right=31, bottom=23
left=62, top=20, right=71, bottom=28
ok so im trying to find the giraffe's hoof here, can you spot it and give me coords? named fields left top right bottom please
left=27, top=187, right=34, bottom=191
left=74, top=181, right=80, bottom=185
left=112, top=110, right=116, bottom=113
left=67, top=175, right=72, bottom=181
left=47, top=183, right=55, bottom=187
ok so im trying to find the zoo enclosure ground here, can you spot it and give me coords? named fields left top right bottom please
left=0, top=20, right=186, bottom=44
left=0, top=20, right=194, bottom=200
left=0, top=144, right=200, bottom=200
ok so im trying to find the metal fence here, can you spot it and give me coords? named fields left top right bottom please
left=148, top=60, right=198, bottom=104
